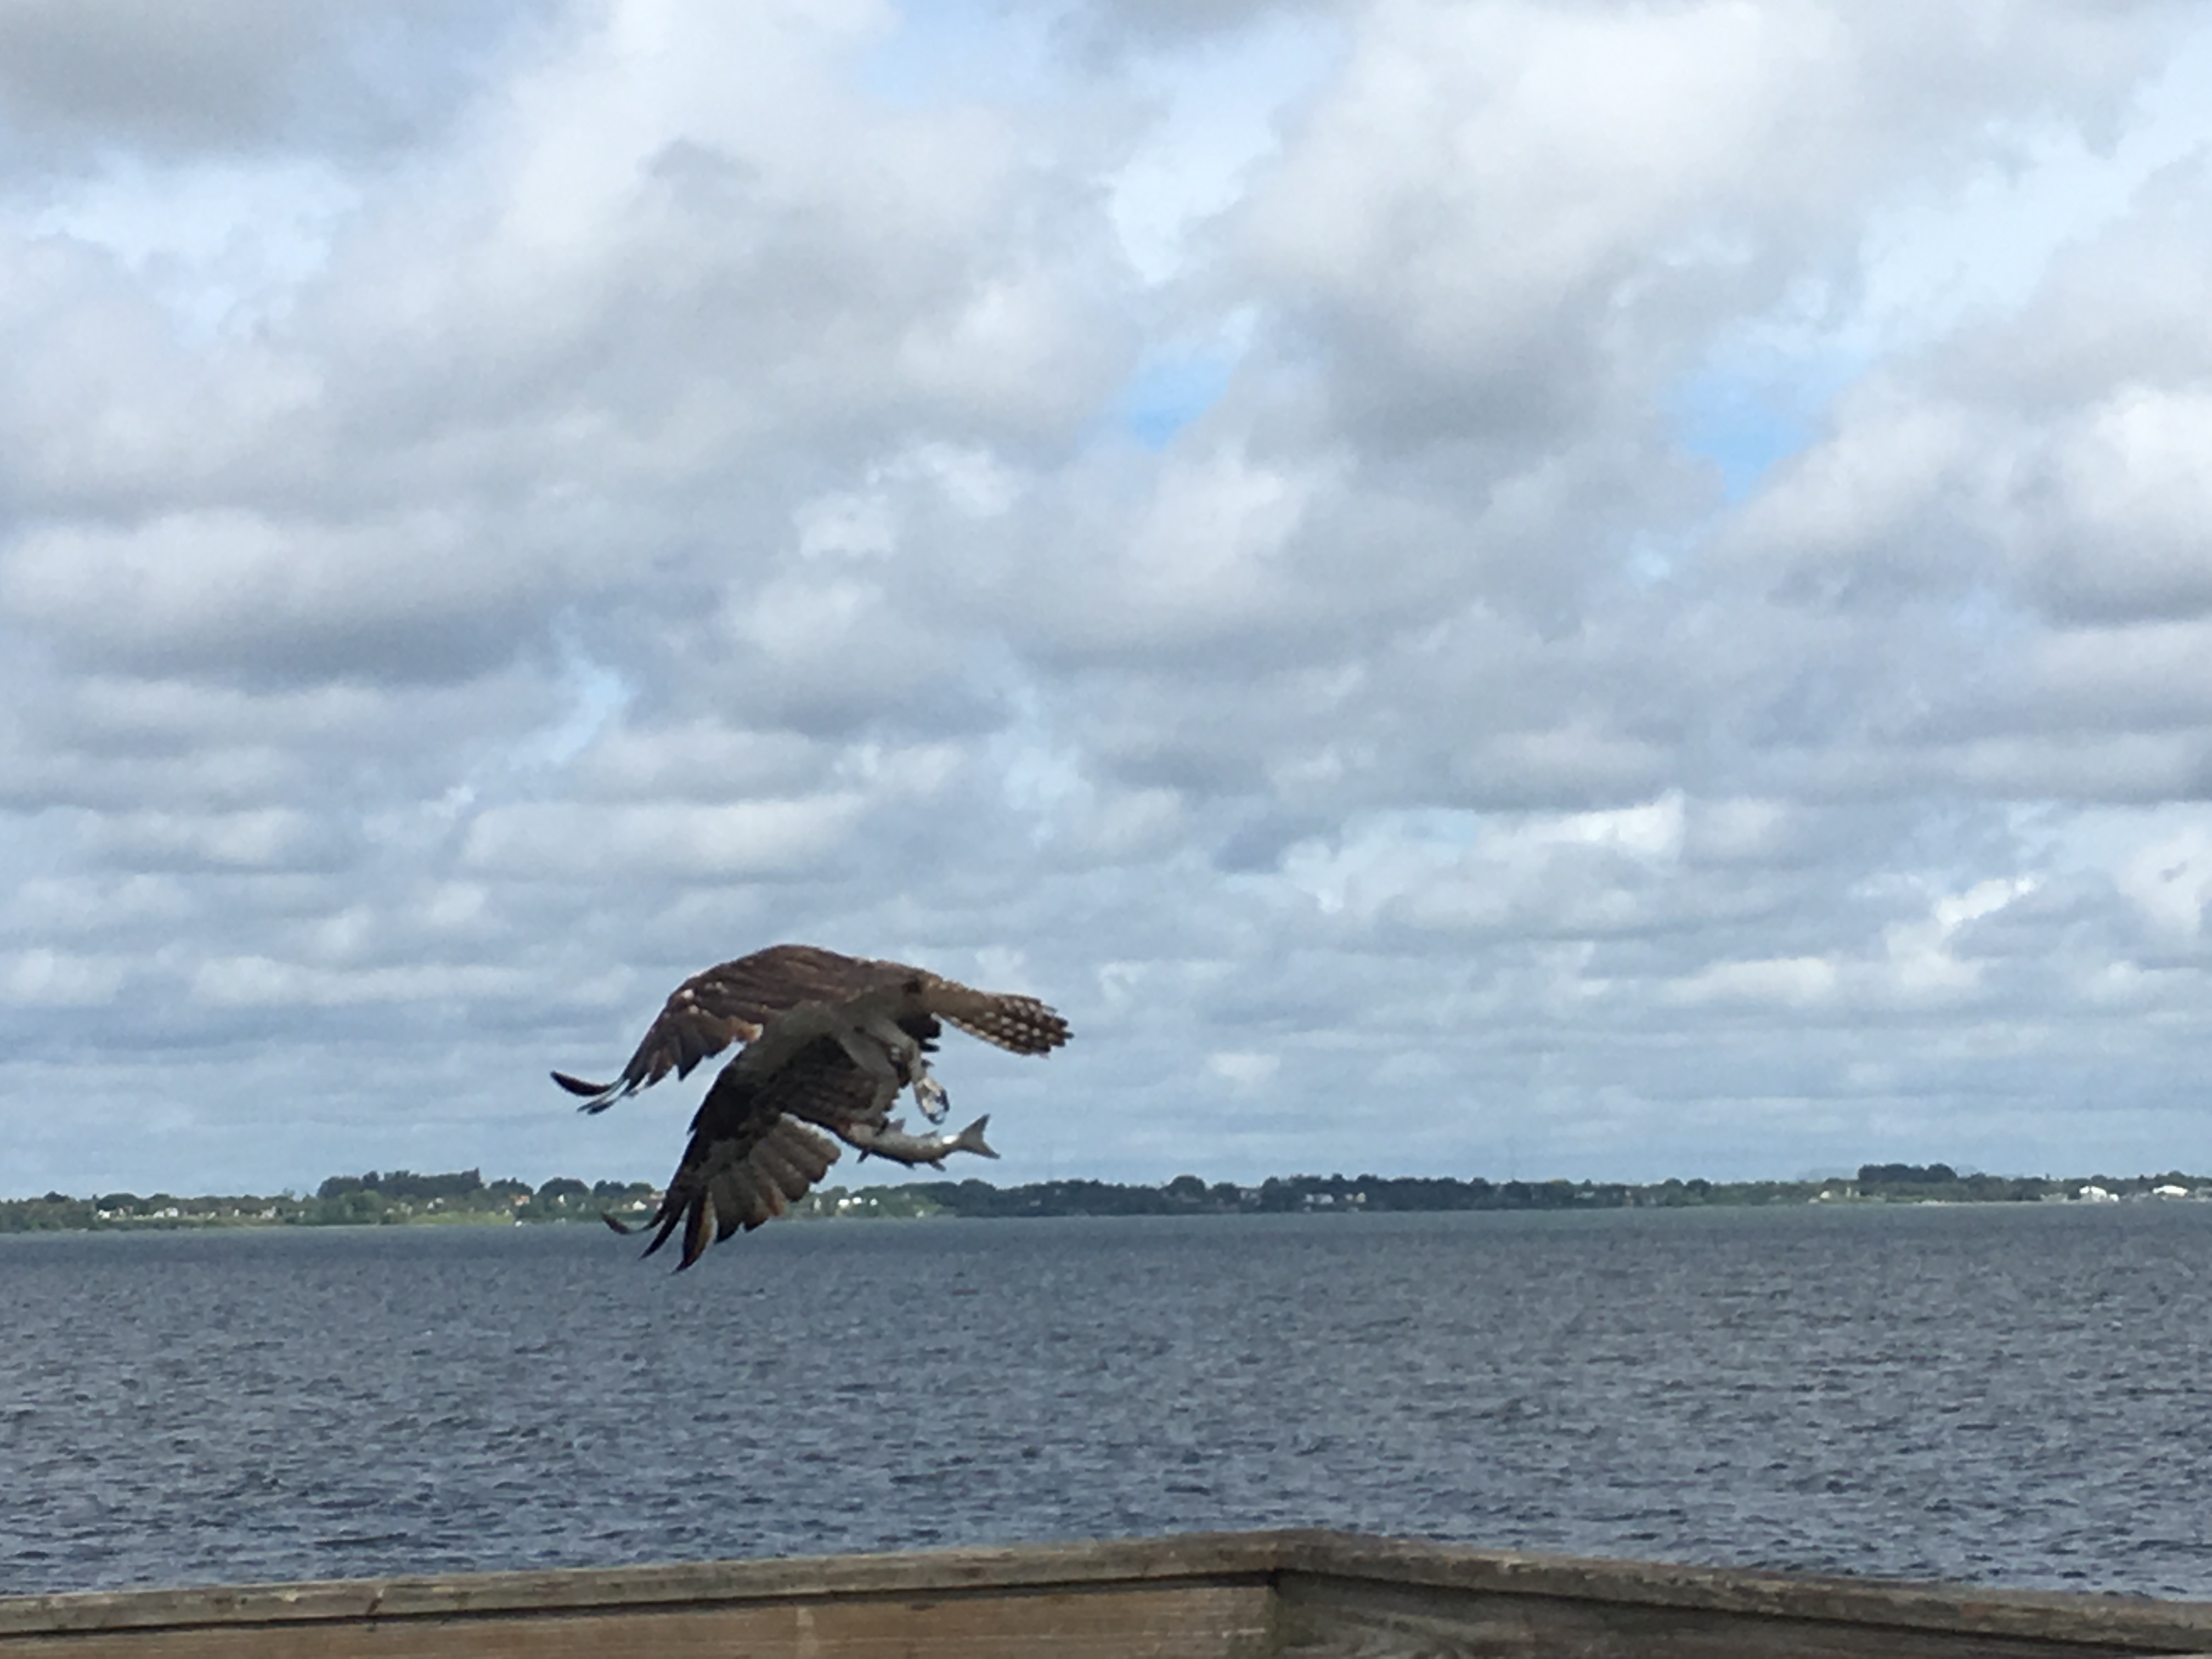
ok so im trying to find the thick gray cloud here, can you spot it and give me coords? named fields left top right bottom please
left=4, top=0, right=2212, bottom=1201
left=0, top=1, right=544, bottom=161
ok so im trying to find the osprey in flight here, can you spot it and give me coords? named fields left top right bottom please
left=553, top=944, right=1070, bottom=1268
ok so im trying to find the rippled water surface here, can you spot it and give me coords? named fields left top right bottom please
left=4, top=1205, right=2209, bottom=1599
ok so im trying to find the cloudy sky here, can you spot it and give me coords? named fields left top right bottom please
left=5, top=0, right=2212, bottom=1199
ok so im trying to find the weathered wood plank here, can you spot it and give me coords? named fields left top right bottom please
left=1269, top=1537, right=2212, bottom=1655
left=0, top=1536, right=1290, bottom=1638
left=7, top=1532, right=2212, bottom=1657
left=1271, top=1573, right=2192, bottom=1659
left=0, top=1582, right=1274, bottom=1659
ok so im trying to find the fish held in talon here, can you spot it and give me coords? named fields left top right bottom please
left=853, top=1114, right=998, bottom=1170
left=551, top=944, right=1066, bottom=1269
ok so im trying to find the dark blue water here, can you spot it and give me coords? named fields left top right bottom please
left=3, top=1205, right=2209, bottom=1600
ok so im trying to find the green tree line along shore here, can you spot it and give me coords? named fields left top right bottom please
left=4, top=1163, right=2209, bottom=1234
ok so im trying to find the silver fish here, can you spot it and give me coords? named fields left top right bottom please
left=850, top=1113, right=997, bottom=1170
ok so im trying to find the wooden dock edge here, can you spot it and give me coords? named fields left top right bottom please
left=3, top=1530, right=2210, bottom=1656
left=0, top=1532, right=1282, bottom=1638
left=1267, top=1533, right=2212, bottom=1656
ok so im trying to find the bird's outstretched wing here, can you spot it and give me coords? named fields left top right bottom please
left=554, top=943, right=1069, bottom=1110
left=554, top=945, right=900, bottom=1110
left=617, top=1030, right=900, bottom=1269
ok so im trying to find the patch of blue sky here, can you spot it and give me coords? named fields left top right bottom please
left=1850, top=24, right=2212, bottom=357
left=25, top=155, right=358, bottom=343
left=512, top=635, right=635, bottom=772
left=1626, top=527, right=1697, bottom=590
left=1665, top=365, right=1822, bottom=503
left=1113, top=349, right=1237, bottom=448
left=1668, top=27, right=2212, bottom=505
left=1107, top=14, right=1346, bottom=285
left=847, top=0, right=1064, bottom=109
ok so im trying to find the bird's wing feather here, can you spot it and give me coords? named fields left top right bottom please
left=557, top=944, right=921, bottom=1111
left=917, top=974, right=1071, bottom=1055
left=635, top=1037, right=865, bottom=1269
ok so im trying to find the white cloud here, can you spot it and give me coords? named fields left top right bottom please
left=1105, top=9, right=1341, bottom=284
left=459, top=797, right=864, bottom=879
left=1206, top=1049, right=1279, bottom=1091
left=2117, top=828, right=2212, bottom=936
left=2, top=511, right=550, bottom=681
left=7, top=0, right=2212, bottom=1197
left=189, top=954, right=533, bottom=1008
left=1666, top=956, right=1839, bottom=1011
left=2, top=949, right=127, bottom=1007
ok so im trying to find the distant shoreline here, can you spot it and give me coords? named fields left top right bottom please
left=5, top=1162, right=2208, bottom=1235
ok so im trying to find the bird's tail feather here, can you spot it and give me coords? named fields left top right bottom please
left=935, top=990, right=1070, bottom=1056
left=551, top=1070, right=626, bottom=1114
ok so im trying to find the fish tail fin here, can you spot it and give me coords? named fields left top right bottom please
left=950, top=1114, right=998, bottom=1160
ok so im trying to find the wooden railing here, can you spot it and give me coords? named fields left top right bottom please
left=5, top=1530, right=2209, bottom=1657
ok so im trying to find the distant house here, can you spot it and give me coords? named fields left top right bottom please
left=2075, top=1184, right=2118, bottom=1203
left=2151, top=1184, right=2191, bottom=1199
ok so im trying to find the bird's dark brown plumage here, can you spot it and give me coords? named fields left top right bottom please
left=552, top=943, right=1068, bottom=1111
left=565, top=944, right=1070, bottom=1269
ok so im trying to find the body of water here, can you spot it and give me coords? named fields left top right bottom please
left=3, top=1203, right=2208, bottom=1599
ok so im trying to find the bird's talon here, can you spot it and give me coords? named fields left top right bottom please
left=915, top=1074, right=952, bottom=1124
